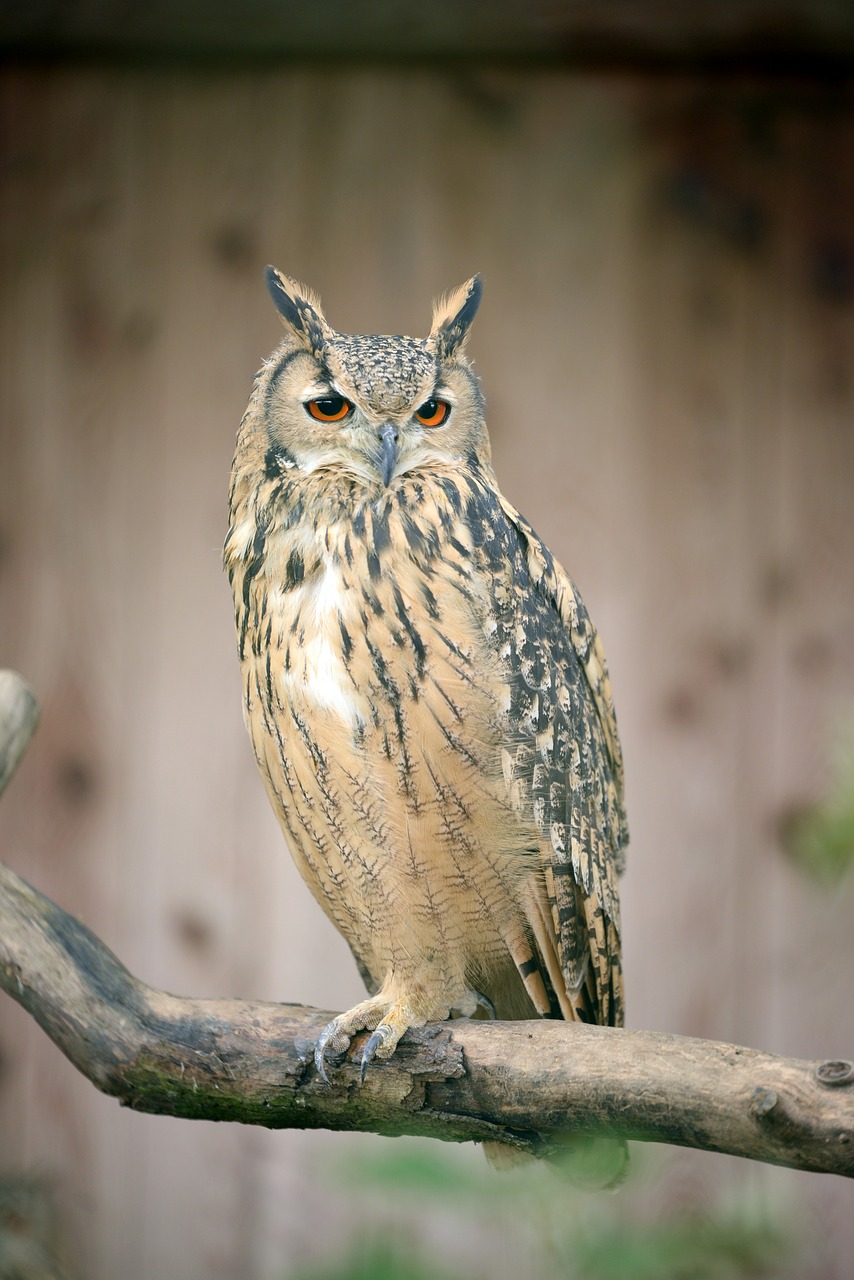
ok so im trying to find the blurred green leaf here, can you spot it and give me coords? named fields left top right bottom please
left=333, top=1144, right=484, bottom=1195
left=573, top=1213, right=789, bottom=1280
left=306, top=1142, right=801, bottom=1280
left=291, top=1238, right=465, bottom=1280
left=780, top=728, right=854, bottom=886
left=782, top=797, right=854, bottom=885
left=783, top=783, right=854, bottom=885
left=330, top=1141, right=544, bottom=1209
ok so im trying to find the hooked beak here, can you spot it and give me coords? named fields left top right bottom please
left=378, top=424, right=399, bottom=487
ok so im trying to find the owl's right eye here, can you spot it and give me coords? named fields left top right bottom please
left=305, top=397, right=353, bottom=423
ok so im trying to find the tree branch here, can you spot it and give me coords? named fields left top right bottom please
left=1, top=671, right=852, bottom=1176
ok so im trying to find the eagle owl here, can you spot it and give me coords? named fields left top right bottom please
left=225, top=269, right=627, bottom=1086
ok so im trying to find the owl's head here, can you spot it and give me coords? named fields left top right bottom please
left=251, top=267, right=487, bottom=491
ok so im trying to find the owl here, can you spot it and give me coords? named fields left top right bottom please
left=225, top=268, right=627, bottom=1088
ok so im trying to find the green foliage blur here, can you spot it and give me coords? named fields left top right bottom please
left=287, top=1143, right=801, bottom=1280
left=781, top=726, right=854, bottom=886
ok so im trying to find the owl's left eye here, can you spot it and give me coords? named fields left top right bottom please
left=305, top=397, right=353, bottom=423
left=414, top=398, right=450, bottom=428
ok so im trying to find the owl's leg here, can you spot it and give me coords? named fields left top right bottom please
left=314, top=995, right=392, bottom=1084
left=355, top=989, right=493, bottom=1074
left=314, top=987, right=453, bottom=1084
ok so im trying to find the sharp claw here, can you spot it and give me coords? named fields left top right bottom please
left=314, top=1020, right=338, bottom=1084
left=315, top=1051, right=330, bottom=1085
left=360, top=1025, right=391, bottom=1083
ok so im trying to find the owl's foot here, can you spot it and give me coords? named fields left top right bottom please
left=314, top=994, right=436, bottom=1085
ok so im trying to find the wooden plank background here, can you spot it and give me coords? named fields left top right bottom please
left=0, top=69, right=852, bottom=1279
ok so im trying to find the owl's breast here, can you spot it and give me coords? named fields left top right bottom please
left=228, top=475, right=547, bottom=986
left=238, top=486, right=516, bottom=793
left=270, top=555, right=367, bottom=731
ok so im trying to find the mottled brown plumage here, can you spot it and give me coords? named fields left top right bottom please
left=225, top=269, right=627, bottom=1089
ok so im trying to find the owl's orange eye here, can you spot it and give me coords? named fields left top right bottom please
left=306, top=397, right=352, bottom=422
left=414, top=398, right=450, bottom=428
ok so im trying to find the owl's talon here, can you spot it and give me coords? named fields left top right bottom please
left=360, top=1025, right=393, bottom=1083
left=314, top=1019, right=346, bottom=1084
left=315, top=1047, right=330, bottom=1085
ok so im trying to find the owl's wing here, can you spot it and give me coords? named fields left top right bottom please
left=495, top=495, right=627, bottom=1028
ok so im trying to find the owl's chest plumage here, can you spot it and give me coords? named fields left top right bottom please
left=228, top=465, right=543, bottom=1000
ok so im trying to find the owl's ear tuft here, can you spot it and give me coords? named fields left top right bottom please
left=264, top=266, right=330, bottom=357
left=429, top=274, right=483, bottom=360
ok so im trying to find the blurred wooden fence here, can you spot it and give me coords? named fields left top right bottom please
left=0, top=68, right=852, bottom=1279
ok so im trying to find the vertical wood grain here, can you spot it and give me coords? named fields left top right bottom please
left=0, top=69, right=852, bottom=1280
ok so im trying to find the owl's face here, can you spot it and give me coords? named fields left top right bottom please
left=255, top=268, right=488, bottom=491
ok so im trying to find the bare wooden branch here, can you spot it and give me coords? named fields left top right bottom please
left=1, top=856, right=852, bottom=1175
left=1, top=672, right=852, bottom=1176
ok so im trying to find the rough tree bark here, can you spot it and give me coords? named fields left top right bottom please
left=1, top=670, right=852, bottom=1176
